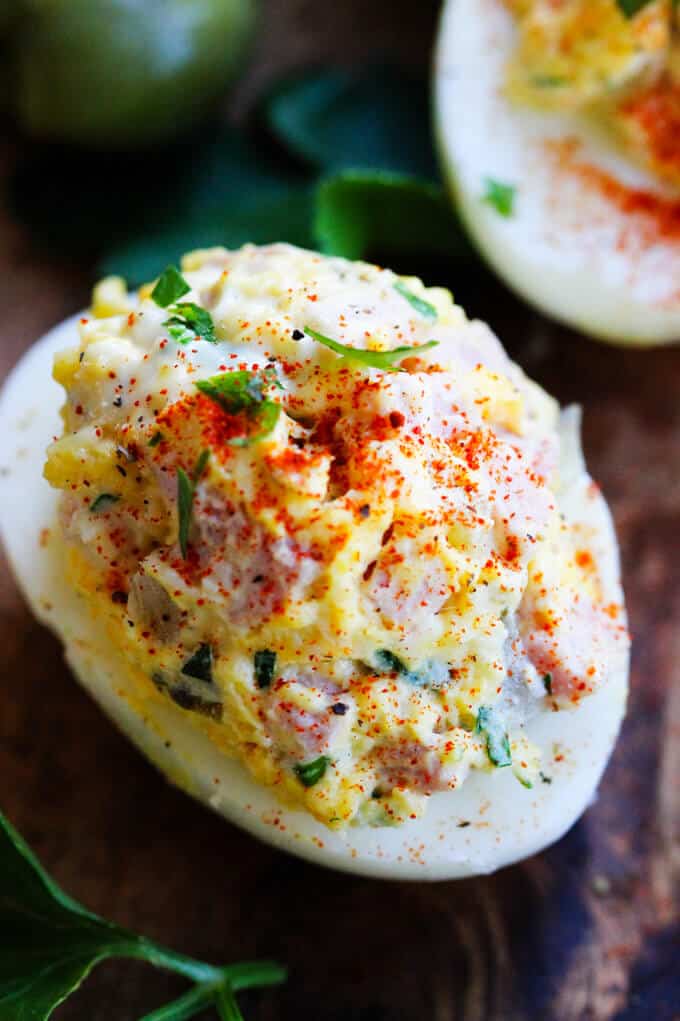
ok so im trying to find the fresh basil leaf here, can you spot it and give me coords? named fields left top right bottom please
left=617, top=0, right=654, bottom=16
left=254, top=650, right=277, bottom=690
left=90, top=493, right=120, bottom=513
left=476, top=706, right=512, bottom=768
left=393, top=281, right=437, bottom=321
left=196, top=371, right=282, bottom=446
left=304, top=325, right=438, bottom=372
left=264, top=66, right=439, bottom=179
left=482, top=178, right=516, bottom=218
left=151, top=265, right=190, bottom=308
left=0, top=809, right=286, bottom=1020
left=294, top=756, right=329, bottom=788
left=164, top=302, right=216, bottom=345
left=177, top=450, right=210, bottom=559
left=315, top=170, right=469, bottom=262
left=181, top=644, right=213, bottom=684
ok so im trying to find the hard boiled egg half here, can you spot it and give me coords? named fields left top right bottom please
left=0, top=245, right=629, bottom=879
left=435, top=0, right=680, bottom=346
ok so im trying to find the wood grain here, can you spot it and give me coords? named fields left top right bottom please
left=0, top=2, right=678, bottom=1018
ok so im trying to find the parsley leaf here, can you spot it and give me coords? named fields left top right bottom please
left=196, top=371, right=282, bottom=446
left=304, top=325, right=438, bottom=372
left=482, top=178, right=516, bottom=218
left=476, top=706, right=512, bottom=768
left=393, top=281, right=437, bottom=321
left=616, top=0, right=654, bottom=16
left=0, top=808, right=285, bottom=1021
left=90, top=493, right=120, bottom=513
left=181, top=644, right=213, bottom=684
left=254, top=650, right=277, bottom=689
left=151, top=265, right=191, bottom=308
left=165, top=302, right=217, bottom=345
left=148, top=431, right=164, bottom=447
left=294, top=756, right=330, bottom=788
left=177, top=450, right=210, bottom=559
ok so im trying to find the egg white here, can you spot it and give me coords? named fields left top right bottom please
left=0, top=312, right=629, bottom=880
left=435, top=0, right=680, bottom=347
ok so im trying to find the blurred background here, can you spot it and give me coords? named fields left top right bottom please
left=0, top=2, right=678, bottom=1019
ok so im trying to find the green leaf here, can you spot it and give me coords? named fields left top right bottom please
left=476, top=706, right=512, bottom=768
left=294, top=756, right=330, bottom=788
left=196, top=371, right=282, bottom=446
left=0, top=811, right=138, bottom=1021
left=90, top=493, right=120, bottom=513
left=177, top=450, right=210, bottom=559
left=149, top=431, right=164, bottom=447
left=165, top=302, right=217, bottom=345
left=314, top=170, right=469, bottom=262
left=482, top=178, right=516, bottom=218
left=543, top=673, right=553, bottom=695
left=151, top=265, right=190, bottom=308
left=254, top=650, right=277, bottom=690
left=181, top=644, right=213, bottom=684
left=304, top=325, right=438, bottom=372
left=393, top=281, right=437, bottom=321
left=0, top=810, right=286, bottom=1020
left=264, top=66, right=439, bottom=179
left=616, top=0, right=654, bottom=16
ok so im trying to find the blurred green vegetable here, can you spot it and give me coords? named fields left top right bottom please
left=12, top=0, right=257, bottom=148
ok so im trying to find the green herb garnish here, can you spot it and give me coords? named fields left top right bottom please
left=196, top=370, right=282, bottom=446
left=304, top=326, right=438, bottom=372
left=374, top=648, right=410, bottom=675
left=0, top=808, right=285, bottom=1021
left=151, top=264, right=191, bottom=308
left=531, top=74, right=567, bottom=88
left=90, top=493, right=120, bottom=513
left=482, top=178, right=516, bottom=218
left=294, top=756, right=330, bottom=788
left=393, top=281, right=437, bottom=321
left=177, top=449, right=210, bottom=559
left=616, top=0, right=654, bottom=17
left=476, top=706, right=512, bottom=768
left=181, top=643, right=213, bottom=684
left=373, top=649, right=448, bottom=687
left=254, top=649, right=277, bottom=689
left=165, top=302, right=217, bottom=345
left=148, top=430, right=164, bottom=447
left=543, top=673, right=553, bottom=695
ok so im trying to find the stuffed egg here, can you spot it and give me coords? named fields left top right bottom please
left=0, top=244, right=629, bottom=878
left=435, top=0, right=680, bottom=346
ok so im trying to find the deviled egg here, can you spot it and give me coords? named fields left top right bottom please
left=0, top=244, right=629, bottom=878
left=435, top=0, right=680, bottom=345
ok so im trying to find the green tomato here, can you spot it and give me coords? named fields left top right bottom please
left=13, top=0, right=257, bottom=148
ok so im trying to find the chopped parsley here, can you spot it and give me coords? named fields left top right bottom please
left=482, top=178, right=516, bottom=218
left=177, top=449, right=210, bottom=558
left=393, top=281, right=437, bottom=321
left=374, top=648, right=410, bottom=675
left=476, top=706, right=512, bottom=768
left=294, top=755, right=329, bottom=788
left=616, top=0, right=654, bottom=16
left=543, top=672, right=553, bottom=695
left=373, top=649, right=448, bottom=687
left=531, top=74, right=567, bottom=88
left=181, top=643, right=213, bottom=684
left=148, top=430, right=164, bottom=447
left=164, top=302, right=217, bottom=345
left=150, top=265, right=190, bottom=307
left=254, top=649, right=277, bottom=689
left=304, top=325, right=438, bottom=372
left=90, top=493, right=120, bottom=513
left=196, top=370, right=282, bottom=446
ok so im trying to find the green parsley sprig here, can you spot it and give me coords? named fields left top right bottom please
left=0, top=808, right=285, bottom=1021
left=304, top=326, right=438, bottom=372
left=152, top=265, right=218, bottom=344
left=177, top=449, right=210, bottom=558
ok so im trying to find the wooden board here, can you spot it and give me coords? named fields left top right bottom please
left=0, top=2, right=678, bottom=1018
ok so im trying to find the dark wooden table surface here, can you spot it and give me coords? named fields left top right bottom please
left=1, top=2, right=678, bottom=1019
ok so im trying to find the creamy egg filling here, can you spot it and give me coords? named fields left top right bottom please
left=44, top=244, right=625, bottom=828
left=504, top=0, right=680, bottom=187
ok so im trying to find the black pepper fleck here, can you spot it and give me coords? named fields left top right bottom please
left=331, top=702, right=348, bottom=716
left=291, top=329, right=304, bottom=341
